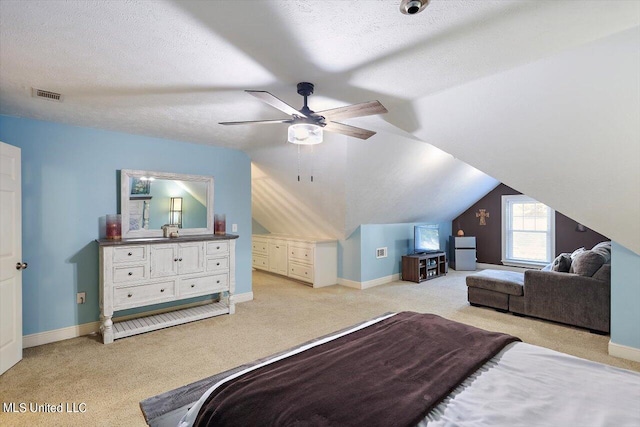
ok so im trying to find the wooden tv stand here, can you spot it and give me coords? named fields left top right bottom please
left=401, top=252, right=447, bottom=283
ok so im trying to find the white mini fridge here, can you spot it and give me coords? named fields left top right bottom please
left=450, top=236, right=476, bottom=271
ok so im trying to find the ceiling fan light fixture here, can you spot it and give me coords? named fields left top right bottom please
left=288, top=123, right=323, bottom=145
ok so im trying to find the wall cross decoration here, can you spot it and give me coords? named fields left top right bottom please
left=476, top=209, right=490, bottom=226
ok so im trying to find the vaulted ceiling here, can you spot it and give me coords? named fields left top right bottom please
left=1, top=1, right=638, bottom=251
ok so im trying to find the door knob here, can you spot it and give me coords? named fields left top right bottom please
left=15, top=262, right=28, bottom=270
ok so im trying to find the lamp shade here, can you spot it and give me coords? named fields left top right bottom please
left=288, top=124, right=323, bottom=145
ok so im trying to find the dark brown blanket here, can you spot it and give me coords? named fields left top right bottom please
left=194, top=312, right=520, bottom=427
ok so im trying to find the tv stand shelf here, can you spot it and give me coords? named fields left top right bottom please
left=402, top=252, right=447, bottom=283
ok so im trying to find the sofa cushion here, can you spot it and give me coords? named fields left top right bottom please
left=570, top=250, right=606, bottom=277
left=591, top=263, right=611, bottom=282
left=551, top=253, right=572, bottom=272
left=466, top=270, right=524, bottom=296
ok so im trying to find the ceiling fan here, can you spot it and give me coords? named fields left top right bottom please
left=219, top=82, right=387, bottom=144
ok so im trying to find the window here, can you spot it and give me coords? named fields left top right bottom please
left=502, top=195, right=555, bottom=267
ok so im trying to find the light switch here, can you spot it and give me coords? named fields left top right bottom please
left=232, top=224, right=238, bottom=232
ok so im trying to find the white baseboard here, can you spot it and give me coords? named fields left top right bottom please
left=608, top=340, right=640, bottom=363
left=337, top=274, right=400, bottom=290
left=230, top=291, right=254, bottom=304
left=23, top=291, right=255, bottom=349
left=23, top=321, right=101, bottom=349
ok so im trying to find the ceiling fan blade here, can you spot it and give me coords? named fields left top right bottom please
left=219, top=119, right=293, bottom=125
left=316, top=100, right=387, bottom=121
left=323, top=121, right=376, bottom=140
left=246, top=90, right=307, bottom=118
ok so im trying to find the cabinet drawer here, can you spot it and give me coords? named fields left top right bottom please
left=289, top=244, right=314, bottom=263
left=252, top=238, right=268, bottom=255
left=180, top=274, right=228, bottom=297
left=252, top=254, right=268, bottom=270
left=113, top=280, right=175, bottom=308
left=113, top=264, right=147, bottom=283
left=206, top=256, right=229, bottom=272
left=289, top=262, right=313, bottom=283
left=207, top=241, right=229, bottom=256
left=113, top=246, right=146, bottom=263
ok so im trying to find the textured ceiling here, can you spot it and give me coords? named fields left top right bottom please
left=1, top=1, right=638, bottom=247
left=1, top=0, right=637, bottom=151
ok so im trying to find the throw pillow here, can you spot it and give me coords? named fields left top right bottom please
left=551, top=253, right=572, bottom=272
left=591, top=241, right=612, bottom=264
left=570, top=250, right=606, bottom=277
left=570, top=247, right=585, bottom=260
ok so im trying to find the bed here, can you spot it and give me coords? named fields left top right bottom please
left=140, top=312, right=640, bottom=427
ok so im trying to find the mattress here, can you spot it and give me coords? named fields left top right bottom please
left=167, top=313, right=640, bottom=426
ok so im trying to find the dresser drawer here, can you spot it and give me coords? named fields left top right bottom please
left=289, top=261, right=313, bottom=283
left=206, top=256, right=229, bottom=272
left=180, top=273, right=228, bottom=297
left=207, top=241, right=229, bottom=256
left=113, top=280, right=175, bottom=308
left=113, top=264, right=147, bottom=283
left=113, top=246, right=147, bottom=263
left=289, top=244, right=314, bottom=263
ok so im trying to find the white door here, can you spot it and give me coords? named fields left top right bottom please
left=0, top=141, right=22, bottom=375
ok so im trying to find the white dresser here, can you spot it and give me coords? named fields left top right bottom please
left=97, top=234, right=237, bottom=344
left=252, top=234, right=337, bottom=288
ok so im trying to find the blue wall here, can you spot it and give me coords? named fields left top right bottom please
left=339, top=222, right=452, bottom=283
left=611, top=241, right=640, bottom=350
left=0, top=115, right=252, bottom=335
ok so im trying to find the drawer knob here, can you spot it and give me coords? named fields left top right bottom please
left=174, top=258, right=179, bottom=262
left=216, top=262, right=220, bottom=266
left=127, top=293, right=132, bottom=298
left=191, top=284, right=195, bottom=288
left=216, top=246, right=220, bottom=250
left=160, top=288, right=165, bottom=293
left=128, top=252, right=132, bottom=256
left=179, top=258, right=183, bottom=262
left=128, top=272, right=133, bottom=276
left=216, top=280, right=220, bottom=284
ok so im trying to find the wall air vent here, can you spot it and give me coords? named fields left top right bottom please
left=32, top=88, right=63, bottom=102
left=376, top=247, right=388, bottom=259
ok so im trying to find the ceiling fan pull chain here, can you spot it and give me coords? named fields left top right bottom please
left=310, top=145, right=314, bottom=182
left=297, top=144, right=301, bottom=182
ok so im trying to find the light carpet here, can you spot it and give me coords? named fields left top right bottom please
left=1, top=270, right=637, bottom=427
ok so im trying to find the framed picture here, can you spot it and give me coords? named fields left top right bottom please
left=131, top=178, right=151, bottom=195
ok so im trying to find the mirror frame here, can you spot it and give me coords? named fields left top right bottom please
left=120, top=169, right=214, bottom=238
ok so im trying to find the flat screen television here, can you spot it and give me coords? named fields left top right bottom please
left=414, top=225, right=440, bottom=253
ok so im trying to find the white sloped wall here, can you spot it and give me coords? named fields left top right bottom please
left=407, top=27, right=640, bottom=255
left=249, top=127, right=498, bottom=240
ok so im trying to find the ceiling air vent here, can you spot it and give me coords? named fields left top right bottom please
left=32, top=88, right=63, bottom=102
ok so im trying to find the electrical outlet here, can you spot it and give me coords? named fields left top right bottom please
left=232, top=224, right=238, bottom=232
left=77, top=292, right=86, bottom=304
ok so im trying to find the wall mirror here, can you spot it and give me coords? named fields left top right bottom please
left=120, top=169, right=214, bottom=238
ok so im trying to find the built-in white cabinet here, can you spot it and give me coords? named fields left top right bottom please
left=252, top=234, right=337, bottom=288
left=269, top=240, right=289, bottom=276
left=98, top=235, right=237, bottom=344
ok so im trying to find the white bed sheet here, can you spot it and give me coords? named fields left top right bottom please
left=421, top=342, right=640, bottom=427
left=179, top=314, right=640, bottom=427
